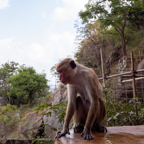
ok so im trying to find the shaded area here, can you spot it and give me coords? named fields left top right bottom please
left=55, top=126, right=144, bottom=144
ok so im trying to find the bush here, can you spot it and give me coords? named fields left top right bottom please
left=0, top=104, right=20, bottom=140
left=103, top=87, right=144, bottom=126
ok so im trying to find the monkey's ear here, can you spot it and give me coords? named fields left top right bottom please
left=70, top=60, right=76, bottom=69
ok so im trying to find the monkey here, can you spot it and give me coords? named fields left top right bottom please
left=55, top=58, right=107, bottom=140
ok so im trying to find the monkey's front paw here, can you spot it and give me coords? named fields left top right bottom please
left=81, top=130, right=93, bottom=140
left=55, top=130, right=70, bottom=139
left=73, top=124, right=84, bottom=133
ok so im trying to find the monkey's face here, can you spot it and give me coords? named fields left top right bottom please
left=58, top=68, right=70, bottom=85
left=57, top=60, right=77, bottom=85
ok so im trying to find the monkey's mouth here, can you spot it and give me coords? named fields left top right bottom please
left=63, top=82, right=67, bottom=85
left=60, top=78, right=65, bottom=82
left=61, top=80, right=67, bottom=85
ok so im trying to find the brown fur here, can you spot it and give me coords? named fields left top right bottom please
left=56, top=58, right=73, bottom=71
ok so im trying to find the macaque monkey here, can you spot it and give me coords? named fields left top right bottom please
left=55, top=58, right=107, bottom=140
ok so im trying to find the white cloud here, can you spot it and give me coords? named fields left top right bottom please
left=53, top=7, right=66, bottom=20
left=0, top=0, right=9, bottom=9
left=0, top=37, right=14, bottom=48
left=46, top=31, right=75, bottom=59
left=41, top=12, right=46, bottom=18
left=0, top=37, right=15, bottom=65
left=53, top=0, right=88, bottom=20
left=0, top=37, right=26, bottom=66
left=28, top=43, right=46, bottom=62
left=56, top=0, right=60, bottom=4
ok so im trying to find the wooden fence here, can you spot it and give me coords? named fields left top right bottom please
left=99, top=51, right=144, bottom=116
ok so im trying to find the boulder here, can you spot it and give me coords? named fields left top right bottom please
left=21, top=112, right=43, bottom=139
left=44, top=89, right=67, bottom=139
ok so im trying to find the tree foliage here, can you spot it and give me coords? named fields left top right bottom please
left=0, top=61, right=19, bottom=103
left=36, top=101, right=67, bottom=124
left=128, top=0, right=144, bottom=30
left=79, top=0, right=144, bottom=56
left=0, top=104, right=20, bottom=140
left=8, top=67, right=49, bottom=105
left=103, top=87, right=144, bottom=126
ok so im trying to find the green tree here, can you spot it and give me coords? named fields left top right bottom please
left=0, top=61, right=19, bottom=103
left=8, top=67, right=49, bottom=105
left=128, top=0, right=144, bottom=30
left=79, top=0, right=133, bottom=56
left=0, top=104, right=20, bottom=140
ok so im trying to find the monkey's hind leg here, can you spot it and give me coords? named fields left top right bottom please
left=93, top=98, right=107, bottom=133
left=93, top=124, right=107, bottom=133
left=73, top=96, right=86, bottom=133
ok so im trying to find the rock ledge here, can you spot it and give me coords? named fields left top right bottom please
left=55, top=125, right=144, bottom=144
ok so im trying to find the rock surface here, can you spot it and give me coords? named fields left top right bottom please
left=21, top=112, right=43, bottom=138
left=0, top=97, right=7, bottom=106
left=55, top=125, right=144, bottom=144
left=20, top=87, right=67, bottom=139
left=44, top=89, right=67, bottom=138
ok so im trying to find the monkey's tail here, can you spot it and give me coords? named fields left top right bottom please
left=99, top=98, right=106, bottom=121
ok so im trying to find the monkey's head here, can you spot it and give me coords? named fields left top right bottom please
left=56, top=58, right=77, bottom=85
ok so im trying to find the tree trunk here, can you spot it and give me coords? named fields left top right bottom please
left=121, top=32, right=127, bottom=56
left=29, top=91, right=33, bottom=105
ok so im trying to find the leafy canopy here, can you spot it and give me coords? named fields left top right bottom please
left=8, top=67, right=49, bottom=105
left=79, top=0, right=134, bottom=56
left=0, top=61, right=19, bottom=102
left=79, top=0, right=144, bottom=56
left=79, top=0, right=130, bottom=25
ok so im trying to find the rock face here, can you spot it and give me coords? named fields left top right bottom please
left=44, top=89, right=67, bottom=138
left=136, top=59, right=144, bottom=102
left=55, top=125, right=144, bottom=144
left=137, top=59, right=144, bottom=70
left=20, top=87, right=67, bottom=139
left=116, top=58, right=144, bottom=102
left=21, top=112, right=43, bottom=139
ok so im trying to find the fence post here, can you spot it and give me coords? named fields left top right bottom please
left=100, top=48, right=105, bottom=87
left=131, top=51, right=138, bottom=117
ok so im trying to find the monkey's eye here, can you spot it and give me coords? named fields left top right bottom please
left=58, top=69, right=63, bottom=73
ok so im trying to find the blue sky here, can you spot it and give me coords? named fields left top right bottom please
left=0, top=0, right=88, bottom=87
